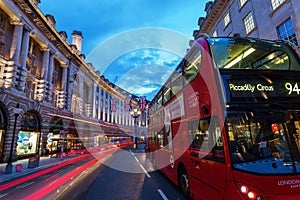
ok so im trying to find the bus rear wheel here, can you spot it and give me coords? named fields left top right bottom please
left=178, top=166, right=190, bottom=198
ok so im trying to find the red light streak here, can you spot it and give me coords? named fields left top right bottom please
left=0, top=153, right=92, bottom=191
left=22, top=149, right=115, bottom=200
left=0, top=145, right=120, bottom=192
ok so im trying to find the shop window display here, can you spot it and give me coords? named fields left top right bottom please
left=16, top=131, right=39, bottom=155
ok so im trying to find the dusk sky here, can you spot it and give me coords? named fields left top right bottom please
left=39, top=1, right=206, bottom=100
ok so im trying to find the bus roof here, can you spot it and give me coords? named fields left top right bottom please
left=204, top=37, right=300, bottom=71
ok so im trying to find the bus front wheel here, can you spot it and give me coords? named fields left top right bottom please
left=178, top=166, right=190, bottom=198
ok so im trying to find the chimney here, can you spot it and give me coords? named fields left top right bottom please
left=59, top=31, right=68, bottom=41
left=71, top=30, right=83, bottom=54
left=31, top=0, right=41, bottom=7
left=45, top=14, right=56, bottom=29
left=205, top=1, right=214, bottom=16
left=198, top=17, right=206, bottom=27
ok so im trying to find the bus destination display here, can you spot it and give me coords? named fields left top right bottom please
left=226, top=79, right=300, bottom=98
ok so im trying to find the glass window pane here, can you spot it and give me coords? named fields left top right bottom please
left=224, top=12, right=230, bottom=27
left=240, top=0, right=248, bottom=7
left=271, top=0, right=286, bottom=10
left=227, top=111, right=300, bottom=174
left=243, top=12, right=255, bottom=34
left=277, top=18, right=298, bottom=46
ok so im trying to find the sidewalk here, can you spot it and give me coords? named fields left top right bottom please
left=0, top=152, right=82, bottom=183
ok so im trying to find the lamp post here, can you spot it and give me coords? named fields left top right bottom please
left=130, top=108, right=141, bottom=149
left=5, top=103, right=22, bottom=174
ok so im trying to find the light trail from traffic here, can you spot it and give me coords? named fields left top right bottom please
left=0, top=153, right=92, bottom=191
left=22, top=148, right=116, bottom=200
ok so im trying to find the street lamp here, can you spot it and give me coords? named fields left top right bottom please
left=130, top=108, right=141, bottom=149
left=5, top=103, right=22, bottom=174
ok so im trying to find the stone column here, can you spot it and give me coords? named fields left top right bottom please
left=47, top=53, right=54, bottom=85
left=41, top=47, right=50, bottom=80
left=46, top=52, right=55, bottom=101
left=9, top=20, right=23, bottom=64
left=61, top=64, right=67, bottom=93
left=102, top=107, right=105, bottom=122
left=92, top=82, right=96, bottom=118
left=35, top=47, right=50, bottom=101
left=61, top=64, right=68, bottom=108
left=66, top=64, right=75, bottom=111
left=18, top=25, right=31, bottom=91
left=4, top=20, right=23, bottom=88
left=106, top=99, right=110, bottom=122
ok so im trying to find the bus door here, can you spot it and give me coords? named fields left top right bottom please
left=188, top=116, right=226, bottom=199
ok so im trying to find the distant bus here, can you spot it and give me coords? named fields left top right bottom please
left=147, top=36, right=300, bottom=199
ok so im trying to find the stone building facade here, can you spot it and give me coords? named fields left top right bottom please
left=194, top=0, right=300, bottom=51
left=0, top=0, right=140, bottom=162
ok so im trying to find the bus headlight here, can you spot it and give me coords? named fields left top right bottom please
left=238, top=184, right=263, bottom=200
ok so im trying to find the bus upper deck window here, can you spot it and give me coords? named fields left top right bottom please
left=252, top=51, right=289, bottom=70
left=183, top=47, right=201, bottom=83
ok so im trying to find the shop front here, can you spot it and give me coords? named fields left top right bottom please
left=67, top=120, right=83, bottom=150
left=17, top=110, right=41, bottom=159
left=45, top=117, right=63, bottom=155
left=17, top=131, right=39, bottom=156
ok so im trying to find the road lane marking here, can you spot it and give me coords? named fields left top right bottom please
left=139, top=163, right=151, bottom=178
left=157, top=189, right=168, bottom=200
left=16, top=181, right=34, bottom=188
left=130, top=150, right=151, bottom=178
left=0, top=194, right=8, bottom=198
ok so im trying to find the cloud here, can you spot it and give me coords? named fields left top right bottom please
left=91, top=34, right=184, bottom=99
left=86, top=27, right=189, bottom=71
left=106, top=48, right=180, bottom=79
left=84, top=28, right=188, bottom=100
left=39, top=1, right=206, bottom=100
left=117, top=62, right=175, bottom=98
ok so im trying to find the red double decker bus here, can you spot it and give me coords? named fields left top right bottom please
left=147, top=36, right=300, bottom=199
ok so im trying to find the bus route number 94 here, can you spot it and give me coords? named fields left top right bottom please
left=285, top=82, right=300, bottom=95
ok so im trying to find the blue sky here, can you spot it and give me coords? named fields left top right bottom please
left=39, top=1, right=206, bottom=100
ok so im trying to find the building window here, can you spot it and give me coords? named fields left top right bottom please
left=239, top=0, right=248, bottom=7
left=212, top=30, right=217, bottom=37
left=53, top=60, right=63, bottom=89
left=243, top=12, right=255, bottom=34
left=223, top=12, right=230, bottom=28
left=0, top=12, right=5, bottom=30
left=277, top=18, right=298, bottom=46
left=25, top=79, right=35, bottom=99
left=271, top=0, right=286, bottom=10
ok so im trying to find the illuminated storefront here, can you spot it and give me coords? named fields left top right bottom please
left=46, top=117, right=63, bottom=154
left=17, top=131, right=39, bottom=156
left=17, top=111, right=41, bottom=158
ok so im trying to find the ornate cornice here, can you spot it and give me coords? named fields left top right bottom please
left=197, top=0, right=230, bottom=36
left=13, top=0, right=83, bottom=66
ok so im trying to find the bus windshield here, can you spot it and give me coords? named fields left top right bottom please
left=208, top=37, right=300, bottom=70
left=226, top=111, right=300, bottom=174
